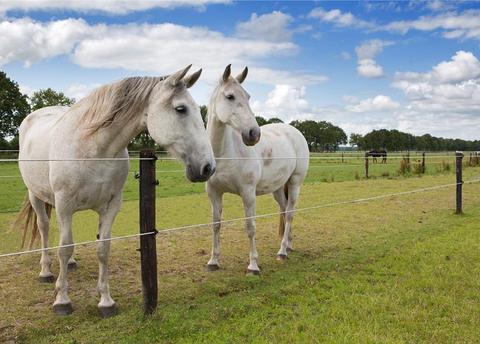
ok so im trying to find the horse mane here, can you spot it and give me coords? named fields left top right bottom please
left=75, top=76, right=167, bottom=135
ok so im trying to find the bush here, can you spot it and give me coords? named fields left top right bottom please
left=398, top=158, right=411, bottom=175
left=442, top=161, right=451, bottom=172
left=413, top=163, right=425, bottom=174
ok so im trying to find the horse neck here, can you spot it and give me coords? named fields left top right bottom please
left=73, top=101, right=145, bottom=157
left=94, top=118, right=144, bottom=157
left=206, top=112, right=235, bottom=158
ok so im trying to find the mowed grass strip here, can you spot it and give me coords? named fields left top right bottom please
left=0, top=172, right=479, bottom=343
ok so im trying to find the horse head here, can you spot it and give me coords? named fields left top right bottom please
left=210, top=64, right=260, bottom=146
left=146, top=65, right=215, bottom=182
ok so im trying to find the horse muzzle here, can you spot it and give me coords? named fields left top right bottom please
left=242, top=126, right=261, bottom=146
left=186, top=161, right=216, bottom=182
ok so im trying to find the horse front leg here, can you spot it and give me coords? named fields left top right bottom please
left=206, top=185, right=223, bottom=271
left=96, top=195, right=122, bottom=318
left=241, top=190, right=260, bottom=275
left=53, top=202, right=74, bottom=315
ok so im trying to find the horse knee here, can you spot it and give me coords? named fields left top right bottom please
left=246, top=223, right=256, bottom=238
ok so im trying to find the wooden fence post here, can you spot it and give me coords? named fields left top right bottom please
left=455, top=151, right=464, bottom=215
left=422, top=152, right=426, bottom=173
left=342, top=152, right=344, bottom=163
left=364, top=152, right=369, bottom=179
left=139, top=149, right=158, bottom=314
left=406, top=151, right=410, bottom=164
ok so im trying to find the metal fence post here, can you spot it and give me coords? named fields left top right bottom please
left=364, top=152, right=369, bottom=179
left=455, top=151, right=464, bottom=214
left=422, top=152, right=426, bottom=173
left=139, top=149, right=158, bottom=314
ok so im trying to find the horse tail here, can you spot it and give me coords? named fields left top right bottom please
left=13, top=195, right=52, bottom=248
left=279, top=183, right=289, bottom=237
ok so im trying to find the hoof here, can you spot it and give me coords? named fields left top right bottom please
left=98, top=303, right=118, bottom=318
left=67, top=261, right=78, bottom=271
left=276, top=254, right=288, bottom=261
left=53, top=303, right=73, bottom=316
left=206, top=264, right=220, bottom=272
left=246, top=269, right=260, bottom=276
left=38, top=275, right=55, bottom=283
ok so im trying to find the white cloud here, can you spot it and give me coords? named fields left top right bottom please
left=252, top=84, right=312, bottom=121
left=64, top=83, right=101, bottom=101
left=0, top=18, right=90, bottom=66
left=432, top=50, right=480, bottom=83
left=346, top=95, right=400, bottom=113
left=0, top=17, right=326, bottom=87
left=308, top=7, right=376, bottom=29
left=384, top=9, right=480, bottom=40
left=392, top=51, right=480, bottom=105
left=389, top=50, right=480, bottom=139
left=236, top=11, right=294, bottom=42
left=355, top=39, right=393, bottom=78
left=425, top=0, right=455, bottom=12
left=0, top=0, right=229, bottom=15
left=357, top=59, right=384, bottom=78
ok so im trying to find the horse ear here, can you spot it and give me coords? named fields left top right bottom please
left=222, top=64, right=231, bottom=83
left=236, top=66, right=248, bottom=84
left=166, top=64, right=192, bottom=87
left=184, top=69, right=202, bottom=88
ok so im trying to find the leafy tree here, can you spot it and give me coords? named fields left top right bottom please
left=290, top=120, right=347, bottom=152
left=200, top=105, right=208, bottom=126
left=267, top=117, right=284, bottom=124
left=30, top=88, right=75, bottom=111
left=349, top=133, right=363, bottom=148
left=255, top=116, right=268, bottom=126
left=0, top=71, right=30, bottom=139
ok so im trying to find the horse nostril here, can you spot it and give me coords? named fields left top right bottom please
left=249, top=128, right=256, bottom=140
left=202, top=163, right=213, bottom=177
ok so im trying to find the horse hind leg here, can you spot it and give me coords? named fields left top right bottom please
left=277, top=183, right=301, bottom=260
left=28, top=192, right=54, bottom=283
left=53, top=200, right=74, bottom=315
left=272, top=186, right=289, bottom=260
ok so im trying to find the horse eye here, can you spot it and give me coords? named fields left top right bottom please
left=226, top=94, right=235, bottom=100
left=175, top=105, right=187, bottom=114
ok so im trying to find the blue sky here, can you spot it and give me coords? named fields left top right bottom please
left=1, top=0, right=480, bottom=140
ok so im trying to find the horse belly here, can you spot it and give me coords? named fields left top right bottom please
left=255, top=161, right=293, bottom=195
left=18, top=109, right=64, bottom=204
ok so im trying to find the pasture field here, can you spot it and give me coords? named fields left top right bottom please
left=0, top=156, right=479, bottom=343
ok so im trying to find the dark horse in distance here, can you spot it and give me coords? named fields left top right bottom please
left=367, top=149, right=387, bottom=163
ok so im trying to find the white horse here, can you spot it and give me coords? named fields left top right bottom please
left=15, top=65, right=215, bottom=317
left=205, top=65, right=309, bottom=274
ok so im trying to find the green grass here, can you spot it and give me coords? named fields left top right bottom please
left=1, top=170, right=479, bottom=343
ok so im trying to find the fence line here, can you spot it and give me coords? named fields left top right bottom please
left=0, top=161, right=456, bottom=179
left=0, top=155, right=466, bottom=163
left=1, top=177, right=479, bottom=260
left=0, top=157, right=156, bottom=162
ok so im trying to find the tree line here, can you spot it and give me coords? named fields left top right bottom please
left=1, top=71, right=478, bottom=152
left=350, top=129, right=480, bottom=152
